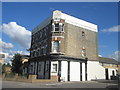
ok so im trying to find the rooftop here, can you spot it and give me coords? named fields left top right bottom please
left=98, top=57, right=118, bottom=64
left=0, top=54, right=5, bottom=58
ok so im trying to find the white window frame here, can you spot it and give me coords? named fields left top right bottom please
left=52, top=64, right=57, bottom=72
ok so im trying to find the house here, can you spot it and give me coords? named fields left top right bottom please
left=118, top=64, right=120, bottom=75
left=0, top=54, right=5, bottom=65
left=26, top=10, right=117, bottom=82
left=21, top=55, right=30, bottom=75
left=98, top=57, right=118, bottom=80
left=4, top=65, right=11, bottom=74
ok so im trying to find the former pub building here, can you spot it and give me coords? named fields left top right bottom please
left=27, top=10, right=117, bottom=82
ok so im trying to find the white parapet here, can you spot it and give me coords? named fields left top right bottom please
left=53, top=10, right=98, bottom=32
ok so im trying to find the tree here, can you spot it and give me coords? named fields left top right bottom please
left=2, top=63, right=12, bottom=74
left=11, top=53, right=22, bottom=75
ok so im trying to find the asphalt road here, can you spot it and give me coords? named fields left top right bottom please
left=1, top=80, right=119, bottom=89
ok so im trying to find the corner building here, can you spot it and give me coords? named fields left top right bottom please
left=29, top=10, right=103, bottom=81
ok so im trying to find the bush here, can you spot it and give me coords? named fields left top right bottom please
left=19, top=73, right=28, bottom=79
left=5, top=72, right=15, bottom=78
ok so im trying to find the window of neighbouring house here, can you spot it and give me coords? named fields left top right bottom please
left=100, top=63, right=103, bottom=66
left=55, top=24, right=59, bottom=31
left=41, top=48, right=43, bottom=55
left=53, top=64, right=57, bottom=72
left=62, top=24, right=64, bottom=32
left=106, top=64, right=110, bottom=66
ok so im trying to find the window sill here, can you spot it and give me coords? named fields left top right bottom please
left=51, top=71, right=57, bottom=73
left=50, top=52, right=64, bottom=55
left=51, top=31, right=65, bottom=33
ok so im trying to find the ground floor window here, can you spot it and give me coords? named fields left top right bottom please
left=53, top=64, right=57, bottom=72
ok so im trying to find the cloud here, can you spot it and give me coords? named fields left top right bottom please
left=101, top=25, right=120, bottom=32
left=0, top=38, right=14, bottom=49
left=98, top=55, right=102, bottom=57
left=0, top=38, right=29, bottom=63
left=1, top=50, right=30, bottom=63
left=2, top=22, right=31, bottom=48
left=110, top=51, right=120, bottom=62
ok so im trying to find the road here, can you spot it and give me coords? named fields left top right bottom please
left=1, top=80, right=119, bottom=89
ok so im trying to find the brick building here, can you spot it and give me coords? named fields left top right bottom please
left=26, top=10, right=118, bottom=81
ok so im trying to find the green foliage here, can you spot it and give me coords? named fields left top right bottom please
left=2, top=63, right=12, bottom=74
left=20, top=73, right=28, bottom=79
left=5, top=72, right=15, bottom=78
left=2, top=64, right=6, bottom=73
left=11, top=53, right=22, bottom=75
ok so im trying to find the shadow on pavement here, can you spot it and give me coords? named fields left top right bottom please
left=92, top=79, right=119, bottom=90
left=92, top=79, right=119, bottom=84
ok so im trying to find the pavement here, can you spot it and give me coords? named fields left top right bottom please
left=1, top=80, right=119, bottom=89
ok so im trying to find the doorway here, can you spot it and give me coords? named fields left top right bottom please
left=105, top=68, right=109, bottom=80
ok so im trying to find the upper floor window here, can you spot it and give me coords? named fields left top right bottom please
left=44, top=28, right=47, bottom=36
left=82, top=31, right=85, bottom=37
left=52, top=40, right=59, bottom=52
left=62, top=24, right=64, bottom=32
left=82, top=47, right=86, bottom=57
left=39, top=31, right=41, bottom=39
left=41, top=48, right=43, bottom=55
left=55, top=24, right=59, bottom=31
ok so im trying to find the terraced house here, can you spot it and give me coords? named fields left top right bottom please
left=0, top=54, right=5, bottom=65
left=98, top=57, right=118, bottom=80
left=27, top=10, right=118, bottom=82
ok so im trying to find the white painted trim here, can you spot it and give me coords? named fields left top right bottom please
left=53, top=10, right=98, bottom=32
left=51, top=61, right=58, bottom=76
left=52, top=36, right=64, bottom=38
left=59, top=23, right=63, bottom=25
left=61, top=13, right=98, bottom=32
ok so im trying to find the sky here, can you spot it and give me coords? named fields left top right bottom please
left=1, top=2, right=119, bottom=63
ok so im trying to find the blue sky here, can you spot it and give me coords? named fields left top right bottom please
left=2, top=2, right=119, bottom=63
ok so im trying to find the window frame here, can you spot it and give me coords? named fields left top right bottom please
left=52, top=64, right=57, bottom=72
left=55, top=23, right=59, bottom=32
left=82, top=31, right=85, bottom=37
